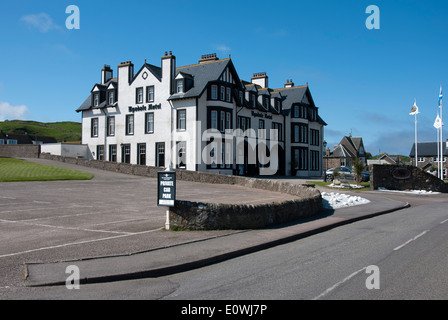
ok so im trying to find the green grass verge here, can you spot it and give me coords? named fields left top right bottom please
left=307, top=180, right=371, bottom=192
left=0, top=157, right=93, bottom=182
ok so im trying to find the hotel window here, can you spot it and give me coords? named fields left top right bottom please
left=136, top=87, right=144, bottom=104
left=177, top=80, right=184, bottom=93
left=292, top=123, right=308, bottom=143
left=177, top=141, right=186, bottom=169
left=226, top=112, right=231, bottom=131
left=220, top=111, right=226, bottom=132
left=239, top=91, right=243, bottom=105
left=293, top=147, right=308, bottom=171
left=93, top=93, right=99, bottom=107
left=310, top=129, right=319, bottom=146
left=108, top=91, right=115, bottom=105
left=97, top=145, right=104, bottom=161
left=211, top=110, right=218, bottom=130
left=107, top=116, right=115, bottom=136
left=121, top=144, right=131, bottom=164
left=145, top=112, right=154, bottom=134
left=109, top=145, right=117, bottom=162
left=137, top=143, right=146, bottom=165
left=272, top=122, right=283, bottom=141
left=263, top=96, right=269, bottom=109
left=310, top=150, right=320, bottom=171
left=156, top=142, right=165, bottom=167
left=258, top=119, right=265, bottom=139
left=146, top=86, right=154, bottom=102
left=220, top=86, right=225, bottom=101
left=126, top=115, right=134, bottom=135
left=252, top=94, right=256, bottom=108
left=211, top=85, right=218, bottom=100
left=91, top=118, right=99, bottom=137
left=177, top=109, right=186, bottom=131
left=226, top=87, right=231, bottom=102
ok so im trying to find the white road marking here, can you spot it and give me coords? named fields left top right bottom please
left=393, top=230, right=429, bottom=251
left=440, top=218, right=448, bottom=224
left=312, top=266, right=368, bottom=300
left=0, top=228, right=163, bottom=259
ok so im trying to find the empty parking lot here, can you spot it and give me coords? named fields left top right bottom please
left=0, top=159, right=297, bottom=288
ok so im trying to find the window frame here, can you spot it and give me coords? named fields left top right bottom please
left=91, top=118, right=99, bottom=137
left=177, top=109, right=186, bottom=131
left=126, top=114, right=134, bottom=135
left=136, top=87, right=144, bottom=104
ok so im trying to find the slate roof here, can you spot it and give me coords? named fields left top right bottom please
left=168, top=58, right=237, bottom=101
left=409, top=142, right=448, bottom=157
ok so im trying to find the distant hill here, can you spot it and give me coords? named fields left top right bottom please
left=0, top=120, right=82, bottom=142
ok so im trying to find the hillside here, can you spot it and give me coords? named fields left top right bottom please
left=0, top=120, right=82, bottom=142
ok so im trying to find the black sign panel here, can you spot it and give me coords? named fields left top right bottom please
left=157, top=171, right=176, bottom=207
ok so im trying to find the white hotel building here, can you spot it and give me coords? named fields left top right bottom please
left=77, top=52, right=326, bottom=177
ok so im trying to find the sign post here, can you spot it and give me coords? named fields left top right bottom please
left=157, top=167, right=176, bottom=230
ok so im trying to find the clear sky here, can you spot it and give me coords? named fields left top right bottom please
left=1, top=0, right=447, bottom=156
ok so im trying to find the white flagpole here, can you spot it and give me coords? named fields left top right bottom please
left=441, top=100, right=443, bottom=179
left=440, top=86, right=444, bottom=180
left=437, top=115, right=440, bottom=178
left=415, top=112, right=418, bottom=167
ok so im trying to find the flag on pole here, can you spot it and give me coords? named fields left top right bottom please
left=438, top=85, right=443, bottom=107
left=434, top=114, right=442, bottom=129
left=410, top=99, right=419, bottom=115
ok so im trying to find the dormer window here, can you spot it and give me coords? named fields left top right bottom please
left=177, top=80, right=184, bottom=93
left=108, top=91, right=115, bottom=105
left=93, top=93, right=99, bottom=107
left=263, top=96, right=269, bottom=109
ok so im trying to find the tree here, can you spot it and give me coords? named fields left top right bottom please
left=353, top=157, right=365, bottom=184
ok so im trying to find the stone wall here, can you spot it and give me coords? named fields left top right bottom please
left=40, top=153, right=323, bottom=230
left=0, top=145, right=41, bottom=158
left=370, top=164, right=448, bottom=193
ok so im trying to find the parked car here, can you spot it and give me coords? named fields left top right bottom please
left=325, top=166, right=370, bottom=182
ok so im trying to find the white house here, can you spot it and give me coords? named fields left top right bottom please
left=76, top=52, right=327, bottom=177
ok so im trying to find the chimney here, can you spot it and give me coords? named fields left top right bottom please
left=118, top=61, right=134, bottom=85
left=162, top=51, right=176, bottom=94
left=198, top=53, right=219, bottom=64
left=101, top=65, right=113, bottom=84
left=251, top=72, right=268, bottom=88
left=284, top=79, right=294, bottom=88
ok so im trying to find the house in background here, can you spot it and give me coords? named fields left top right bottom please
left=367, top=153, right=406, bottom=166
left=409, top=141, right=448, bottom=178
left=0, top=131, right=57, bottom=145
left=323, top=134, right=367, bottom=170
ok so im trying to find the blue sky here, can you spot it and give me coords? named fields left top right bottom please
left=1, top=0, right=447, bottom=155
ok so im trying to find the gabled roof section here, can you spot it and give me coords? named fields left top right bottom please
left=410, top=142, right=448, bottom=157
left=169, top=58, right=242, bottom=101
left=272, top=85, right=309, bottom=111
left=131, top=63, right=162, bottom=83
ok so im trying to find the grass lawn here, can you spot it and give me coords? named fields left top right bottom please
left=307, top=180, right=371, bottom=192
left=0, top=157, right=93, bottom=182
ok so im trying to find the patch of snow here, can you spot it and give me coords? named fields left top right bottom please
left=321, top=192, right=370, bottom=209
left=328, top=183, right=364, bottom=189
left=377, top=187, right=440, bottom=195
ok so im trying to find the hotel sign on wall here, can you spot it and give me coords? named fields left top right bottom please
left=128, top=103, right=162, bottom=113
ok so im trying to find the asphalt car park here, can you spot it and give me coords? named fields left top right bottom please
left=0, top=159, right=297, bottom=288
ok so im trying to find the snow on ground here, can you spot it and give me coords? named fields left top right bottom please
left=377, top=187, right=440, bottom=194
left=321, top=192, right=370, bottom=209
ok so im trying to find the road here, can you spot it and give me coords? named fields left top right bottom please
left=2, top=198, right=448, bottom=301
